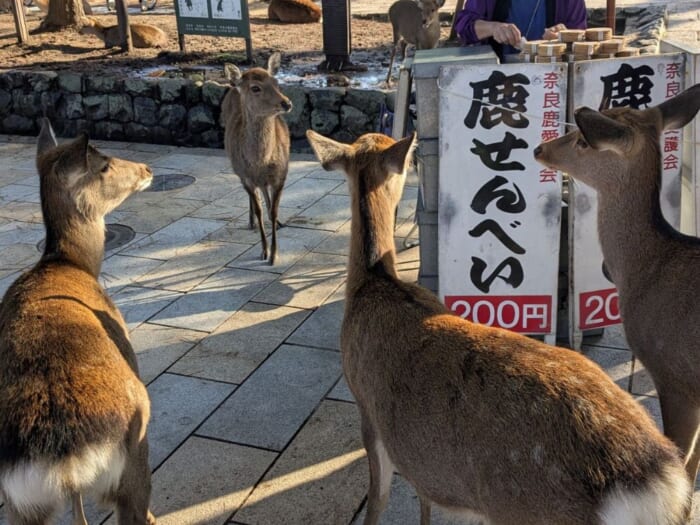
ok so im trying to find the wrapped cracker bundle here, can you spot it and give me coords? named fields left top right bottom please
left=537, top=42, right=567, bottom=57
left=599, top=39, right=625, bottom=54
left=559, top=29, right=585, bottom=43
left=585, top=27, right=612, bottom=41
left=616, top=48, right=640, bottom=57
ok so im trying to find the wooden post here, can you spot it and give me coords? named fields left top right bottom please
left=178, top=32, right=186, bottom=52
left=115, top=0, right=133, bottom=52
left=606, top=0, right=615, bottom=32
left=11, top=0, right=29, bottom=44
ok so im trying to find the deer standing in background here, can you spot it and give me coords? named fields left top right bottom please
left=307, top=128, right=692, bottom=525
left=385, top=0, right=443, bottom=85
left=221, top=53, right=292, bottom=265
left=0, top=119, right=155, bottom=525
left=534, top=84, right=700, bottom=489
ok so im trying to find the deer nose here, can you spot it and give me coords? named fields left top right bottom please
left=281, top=99, right=292, bottom=112
left=533, top=145, right=543, bottom=158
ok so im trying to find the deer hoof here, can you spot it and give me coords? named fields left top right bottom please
left=146, top=511, right=157, bottom=525
left=260, top=249, right=268, bottom=261
left=276, top=220, right=286, bottom=229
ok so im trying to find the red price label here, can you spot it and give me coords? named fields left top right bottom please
left=579, top=288, right=621, bottom=329
left=444, top=295, right=552, bottom=333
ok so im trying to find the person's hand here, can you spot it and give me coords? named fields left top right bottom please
left=543, top=23, right=567, bottom=40
left=492, top=22, right=522, bottom=47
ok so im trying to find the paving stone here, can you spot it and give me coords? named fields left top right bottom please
left=174, top=175, right=239, bottom=202
left=352, top=474, right=467, bottom=525
left=147, top=373, right=235, bottom=469
left=111, top=285, right=184, bottom=330
left=630, top=357, right=658, bottom=397
left=0, top=182, right=39, bottom=203
left=287, top=284, right=344, bottom=351
left=581, top=323, right=628, bottom=350
left=130, top=322, right=205, bottom=384
left=0, top=270, right=22, bottom=297
left=205, top=216, right=271, bottom=245
left=581, top=345, right=633, bottom=392
left=188, top=196, right=248, bottom=221
left=135, top=240, right=249, bottom=292
left=0, top=201, right=42, bottom=222
left=108, top=197, right=209, bottom=234
left=635, top=394, right=663, bottom=430
left=285, top=194, right=351, bottom=232
left=0, top=242, right=39, bottom=270
left=0, top=221, right=44, bottom=247
left=100, top=254, right=165, bottom=294
left=121, top=217, right=226, bottom=260
left=151, top=152, right=230, bottom=174
left=170, top=302, right=310, bottom=383
left=151, top=267, right=277, bottom=332
left=279, top=177, right=343, bottom=210
left=313, top=220, right=351, bottom=256
left=143, top=437, right=276, bottom=525
left=198, top=344, right=342, bottom=451
left=253, top=252, right=348, bottom=309
left=327, top=376, right=355, bottom=403
left=234, top=400, right=366, bottom=525
left=228, top=225, right=330, bottom=275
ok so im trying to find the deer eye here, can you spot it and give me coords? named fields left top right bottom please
left=576, top=137, right=588, bottom=149
left=251, top=85, right=261, bottom=93
left=100, top=163, right=110, bottom=173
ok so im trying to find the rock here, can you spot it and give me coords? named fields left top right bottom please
left=202, top=81, right=228, bottom=107
left=57, top=72, right=83, bottom=93
left=282, top=85, right=310, bottom=139
left=27, top=72, right=57, bottom=92
left=86, top=76, right=119, bottom=93
left=310, top=108, right=339, bottom=135
left=0, top=89, right=10, bottom=115
left=58, top=93, right=85, bottom=120
left=125, top=122, right=152, bottom=142
left=124, top=78, right=155, bottom=97
left=83, top=95, right=109, bottom=120
left=345, top=89, right=386, bottom=116
left=93, top=120, right=124, bottom=140
left=2, top=114, right=34, bottom=133
left=158, top=78, right=188, bottom=102
left=12, top=91, right=43, bottom=117
left=340, top=104, right=370, bottom=135
left=134, top=96, right=159, bottom=126
left=309, top=88, right=345, bottom=111
left=185, top=82, right=201, bottom=105
left=159, top=103, right=187, bottom=128
left=187, top=105, right=215, bottom=133
left=108, top=94, right=134, bottom=122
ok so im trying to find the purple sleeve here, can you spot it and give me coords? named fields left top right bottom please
left=556, top=0, right=587, bottom=29
left=454, top=0, right=496, bottom=45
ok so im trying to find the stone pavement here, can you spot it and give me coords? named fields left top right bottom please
left=0, top=130, right=699, bottom=524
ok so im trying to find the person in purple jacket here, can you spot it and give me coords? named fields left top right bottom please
left=455, top=0, right=587, bottom=59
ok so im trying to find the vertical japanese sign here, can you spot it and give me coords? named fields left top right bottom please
left=569, top=54, right=685, bottom=346
left=438, top=64, right=567, bottom=341
left=174, top=0, right=249, bottom=38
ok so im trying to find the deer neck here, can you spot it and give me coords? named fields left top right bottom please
left=347, top=179, right=399, bottom=294
left=595, top=166, right=668, bottom=288
left=242, top=109, right=277, bottom=161
left=42, top=213, right=106, bottom=278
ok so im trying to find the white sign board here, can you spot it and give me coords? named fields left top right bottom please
left=569, top=54, right=685, bottom=347
left=439, top=64, right=567, bottom=341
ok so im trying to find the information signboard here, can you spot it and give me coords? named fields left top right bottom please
left=173, top=0, right=251, bottom=56
left=568, top=54, right=686, bottom=347
left=438, top=63, right=567, bottom=343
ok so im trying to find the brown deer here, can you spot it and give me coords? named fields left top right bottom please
left=0, top=119, right=155, bottom=525
left=267, top=0, right=320, bottom=23
left=534, top=84, right=700, bottom=487
left=221, top=53, right=292, bottom=265
left=385, top=0, right=444, bottom=85
left=306, top=128, right=692, bottom=525
left=79, top=17, right=168, bottom=48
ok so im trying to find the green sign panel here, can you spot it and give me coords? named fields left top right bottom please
left=174, top=0, right=250, bottom=38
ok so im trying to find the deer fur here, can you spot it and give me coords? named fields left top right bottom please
left=221, top=53, right=292, bottom=265
left=306, top=128, right=692, bottom=525
left=534, top=83, right=700, bottom=487
left=385, top=0, right=443, bottom=85
left=267, top=0, right=320, bottom=23
left=79, top=17, right=168, bottom=48
left=0, top=119, right=155, bottom=525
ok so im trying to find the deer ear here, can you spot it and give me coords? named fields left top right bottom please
left=574, top=107, right=632, bottom=154
left=37, top=117, right=58, bottom=158
left=382, top=132, right=416, bottom=175
left=306, top=130, right=352, bottom=172
left=267, top=52, right=282, bottom=77
left=56, top=133, right=90, bottom=183
left=224, top=63, right=242, bottom=86
left=657, top=83, right=700, bottom=131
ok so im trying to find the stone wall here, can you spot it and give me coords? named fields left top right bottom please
left=0, top=70, right=390, bottom=150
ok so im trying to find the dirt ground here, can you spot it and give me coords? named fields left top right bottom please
left=0, top=0, right=451, bottom=79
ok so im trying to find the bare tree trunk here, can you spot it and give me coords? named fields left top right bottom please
left=114, top=0, right=133, bottom=52
left=40, top=0, right=85, bottom=30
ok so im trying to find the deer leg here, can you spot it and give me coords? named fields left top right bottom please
left=268, top=182, right=284, bottom=265
left=114, top=436, right=156, bottom=525
left=263, top=186, right=285, bottom=230
left=71, top=493, right=88, bottom=525
left=658, top=388, right=700, bottom=482
left=247, top=193, right=257, bottom=230
left=361, top=412, right=393, bottom=525
left=245, top=186, right=268, bottom=261
left=419, top=494, right=432, bottom=525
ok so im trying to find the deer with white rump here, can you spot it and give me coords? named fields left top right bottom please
left=0, top=119, right=155, bottom=525
left=534, top=84, right=700, bottom=488
left=221, top=53, right=292, bottom=265
left=307, top=128, right=692, bottom=525
left=385, top=0, right=444, bottom=85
